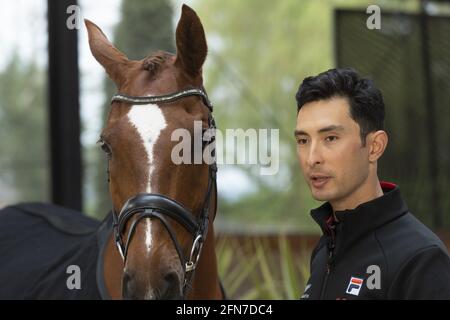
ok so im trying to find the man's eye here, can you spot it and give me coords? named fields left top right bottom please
left=325, top=136, right=338, bottom=142
left=297, top=138, right=308, bottom=145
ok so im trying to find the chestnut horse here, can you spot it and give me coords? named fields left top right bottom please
left=0, top=5, right=223, bottom=300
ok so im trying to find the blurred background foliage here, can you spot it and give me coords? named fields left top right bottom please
left=216, top=235, right=312, bottom=299
left=0, top=56, right=48, bottom=205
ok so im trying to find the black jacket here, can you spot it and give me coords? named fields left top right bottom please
left=301, top=182, right=450, bottom=300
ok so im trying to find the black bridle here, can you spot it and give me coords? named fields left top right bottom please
left=108, top=87, right=217, bottom=296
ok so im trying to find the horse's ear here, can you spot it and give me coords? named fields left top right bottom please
left=175, top=5, right=207, bottom=77
left=85, top=19, right=129, bottom=86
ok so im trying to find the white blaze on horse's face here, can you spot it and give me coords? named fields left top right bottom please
left=145, top=219, right=152, bottom=253
left=127, top=103, right=167, bottom=192
left=127, top=103, right=167, bottom=253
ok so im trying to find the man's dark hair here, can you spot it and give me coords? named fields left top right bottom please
left=295, top=68, right=385, bottom=145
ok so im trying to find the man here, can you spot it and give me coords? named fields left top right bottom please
left=295, top=68, right=450, bottom=299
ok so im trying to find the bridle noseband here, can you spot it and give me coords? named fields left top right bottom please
left=108, top=87, right=217, bottom=296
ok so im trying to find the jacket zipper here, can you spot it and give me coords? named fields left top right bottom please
left=320, top=237, right=335, bottom=299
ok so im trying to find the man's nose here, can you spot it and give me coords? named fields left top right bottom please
left=306, top=141, right=323, bottom=167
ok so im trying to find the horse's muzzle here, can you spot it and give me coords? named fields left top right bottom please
left=122, top=270, right=183, bottom=300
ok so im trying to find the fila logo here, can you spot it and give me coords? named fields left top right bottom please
left=346, top=277, right=364, bottom=296
left=344, top=265, right=381, bottom=297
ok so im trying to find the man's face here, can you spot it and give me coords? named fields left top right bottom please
left=295, top=97, right=370, bottom=205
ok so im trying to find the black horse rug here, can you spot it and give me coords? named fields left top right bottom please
left=0, top=203, right=112, bottom=299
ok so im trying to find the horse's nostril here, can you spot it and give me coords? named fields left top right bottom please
left=159, top=271, right=181, bottom=299
left=164, top=271, right=179, bottom=286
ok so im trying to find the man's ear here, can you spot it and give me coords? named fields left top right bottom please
left=85, top=19, right=129, bottom=87
left=174, top=4, right=207, bottom=77
left=368, top=130, right=388, bottom=162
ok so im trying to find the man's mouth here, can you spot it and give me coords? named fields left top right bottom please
left=310, top=175, right=331, bottom=189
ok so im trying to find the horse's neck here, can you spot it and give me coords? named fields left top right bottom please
left=102, top=220, right=223, bottom=300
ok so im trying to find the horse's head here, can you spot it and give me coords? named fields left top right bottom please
left=86, top=5, right=216, bottom=299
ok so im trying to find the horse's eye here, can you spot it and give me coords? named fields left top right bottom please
left=97, top=139, right=112, bottom=157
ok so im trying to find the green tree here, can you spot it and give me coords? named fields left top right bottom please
left=0, top=55, right=49, bottom=205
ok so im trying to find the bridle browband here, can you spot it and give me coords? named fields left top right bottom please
left=111, top=88, right=213, bottom=112
left=108, top=87, right=217, bottom=297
